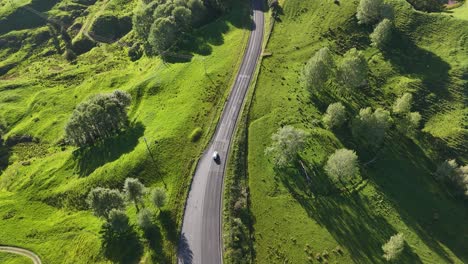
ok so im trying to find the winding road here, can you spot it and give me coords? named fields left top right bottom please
left=0, top=246, right=42, bottom=264
left=178, top=0, right=264, bottom=263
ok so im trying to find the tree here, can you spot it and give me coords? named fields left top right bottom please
left=303, top=47, right=335, bottom=91
left=453, top=165, right=468, bottom=197
left=323, top=102, right=347, bottom=129
left=137, top=208, right=154, bottom=231
left=64, top=90, right=132, bottom=147
left=132, top=1, right=159, bottom=41
left=148, top=17, right=178, bottom=55
left=392, top=93, right=413, bottom=114
left=107, top=209, right=131, bottom=233
left=324, top=149, right=359, bottom=186
left=172, top=6, right=192, bottom=31
left=188, top=0, right=207, bottom=27
left=356, top=0, right=384, bottom=25
left=151, top=187, right=167, bottom=210
left=436, top=160, right=468, bottom=197
left=435, top=159, right=458, bottom=180
left=352, top=107, right=392, bottom=147
left=87, top=188, right=126, bottom=219
left=398, top=112, right=421, bottom=135
left=123, top=178, right=145, bottom=211
left=264, top=126, right=308, bottom=168
left=382, top=233, right=405, bottom=261
left=338, top=48, right=368, bottom=89
left=370, top=19, right=393, bottom=50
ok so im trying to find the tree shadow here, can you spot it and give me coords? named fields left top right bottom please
left=177, top=233, right=193, bottom=264
left=383, top=31, right=451, bottom=99
left=278, top=161, right=423, bottom=263
left=101, top=225, right=143, bottom=264
left=144, top=225, right=171, bottom=263
left=159, top=210, right=179, bottom=245
left=368, top=133, right=468, bottom=262
left=72, top=122, right=145, bottom=177
left=165, top=0, right=256, bottom=62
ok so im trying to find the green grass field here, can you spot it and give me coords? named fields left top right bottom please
left=0, top=252, right=32, bottom=264
left=0, top=0, right=251, bottom=263
left=247, top=0, right=468, bottom=263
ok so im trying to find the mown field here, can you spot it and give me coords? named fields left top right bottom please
left=0, top=0, right=251, bottom=263
left=248, top=0, right=467, bottom=263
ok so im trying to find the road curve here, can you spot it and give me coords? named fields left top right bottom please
left=0, top=246, right=42, bottom=264
left=178, top=1, right=264, bottom=263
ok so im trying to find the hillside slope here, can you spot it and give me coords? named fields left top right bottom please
left=0, top=0, right=251, bottom=263
left=248, top=0, right=467, bottom=263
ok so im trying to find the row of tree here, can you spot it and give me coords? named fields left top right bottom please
left=64, top=90, right=132, bottom=147
left=133, top=0, right=232, bottom=56
left=87, top=178, right=167, bottom=222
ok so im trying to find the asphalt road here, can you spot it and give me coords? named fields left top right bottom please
left=0, top=246, right=42, bottom=264
left=178, top=1, right=264, bottom=263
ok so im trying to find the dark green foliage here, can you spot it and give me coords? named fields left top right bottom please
left=123, top=177, right=145, bottom=211
left=90, top=14, right=132, bottom=41
left=133, top=1, right=159, bottom=41
left=64, top=90, right=132, bottom=147
left=100, top=222, right=143, bottom=263
left=107, top=209, right=131, bottom=233
left=72, top=36, right=96, bottom=55
left=149, top=17, right=179, bottom=54
left=63, top=48, right=77, bottom=62
left=86, top=187, right=126, bottom=219
left=128, top=43, right=144, bottom=61
left=405, top=0, right=445, bottom=12
left=352, top=107, right=392, bottom=147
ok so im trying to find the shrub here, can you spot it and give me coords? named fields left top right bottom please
left=189, top=127, right=203, bottom=142
left=323, top=102, right=347, bottom=129
left=325, top=149, right=359, bottom=186
left=352, top=107, right=392, bottom=147
left=87, top=187, right=126, bottom=219
left=370, top=19, right=393, bottom=50
left=137, top=208, right=154, bottom=230
left=338, top=48, right=368, bottom=89
left=107, top=209, right=130, bottom=233
left=265, top=126, right=308, bottom=167
left=356, top=0, right=384, bottom=25
left=64, top=90, right=132, bottom=147
left=382, top=233, right=405, bottom=261
left=303, top=47, right=335, bottom=91
left=151, top=187, right=167, bottom=210
left=393, top=93, right=413, bottom=114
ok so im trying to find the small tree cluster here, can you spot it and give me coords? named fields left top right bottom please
left=382, top=233, right=405, bottom=261
left=265, top=126, right=308, bottom=168
left=370, top=19, right=393, bottom=50
left=324, top=148, right=359, bottom=187
left=133, top=0, right=231, bottom=57
left=338, top=48, right=368, bottom=90
left=87, top=187, right=126, bottom=219
left=392, top=93, right=422, bottom=135
left=436, top=160, right=468, bottom=197
left=352, top=107, right=392, bottom=147
left=323, top=102, right=347, bottom=129
left=303, top=47, right=335, bottom=91
left=65, top=90, right=132, bottom=147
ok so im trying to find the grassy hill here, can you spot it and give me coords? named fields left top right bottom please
left=0, top=0, right=251, bottom=263
left=0, top=252, right=32, bottom=264
left=247, top=0, right=467, bottom=263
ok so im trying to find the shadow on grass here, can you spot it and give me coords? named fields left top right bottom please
left=144, top=225, right=171, bottom=263
left=101, top=225, right=143, bottom=264
left=72, top=122, right=145, bottom=177
left=278, top=160, right=423, bottom=263
left=384, top=31, right=451, bottom=98
left=368, top=133, right=468, bottom=263
left=165, top=0, right=257, bottom=63
left=159, top=210, right=179, bottom=245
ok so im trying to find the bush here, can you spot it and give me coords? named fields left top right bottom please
left=323, top=102, right=347, bottom=129
left=90, top=14, right=132, bottom=41
left=338, top=48, right=368, bottom=89
left=189, top=127, right=203, bottom=142
left=356, top=0, right=384, bottom=25
left=382, top=233, right=405, bottom=261
left=325, top=149, right=359, bottom=186
left=64, top=90, right=132, bottom=147
left=352, top=107, right=392, bottom=147
left=303, top=47, right=335, bottom=91
left=370, top=19, right=393, bottom=50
